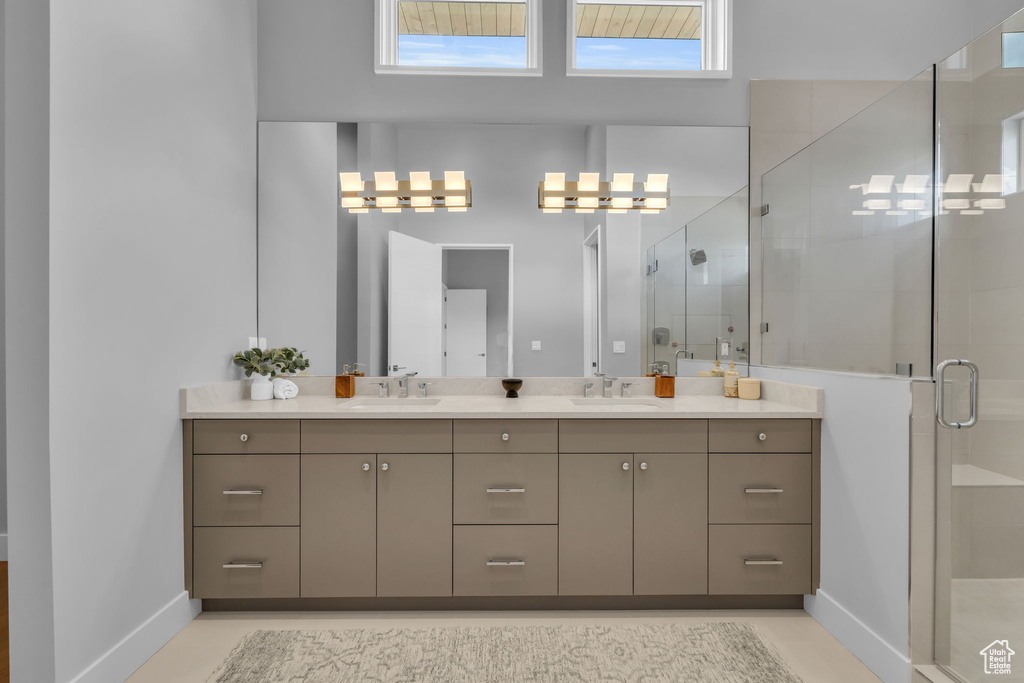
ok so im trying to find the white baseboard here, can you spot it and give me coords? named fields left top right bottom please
left=806, top=590, right=912, bottom=683
left=70, top=591, right=201, bottom=683
left=0, top=533, right=7, bottom=561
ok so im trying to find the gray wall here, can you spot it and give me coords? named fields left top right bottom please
left=48, top=2, right=258, bottom=680
left=256, top=0, right=1024, bottom=126
left=0, top=0, right=7, bottom=552
left=258, top=122, right=337, bottom=373
left=336, top=123, right=359, bottom=372
left=5, top=0, right=56, bottom=678
left=444, top=250, right=510, bottom=377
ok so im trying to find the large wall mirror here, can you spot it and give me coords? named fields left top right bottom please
left=257, top=121, right=748, bottom=378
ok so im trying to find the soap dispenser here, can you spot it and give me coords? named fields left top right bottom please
left=336, top=364, right=356, bottom=399
left=724, top=362, right=740, bottom=397
left=710, top=360, right=725, bottom=377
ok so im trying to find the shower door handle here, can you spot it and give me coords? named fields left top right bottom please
left=936, top=359, right=979, bottom=429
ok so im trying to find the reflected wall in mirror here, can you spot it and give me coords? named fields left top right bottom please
left=257, top=121, right=748, bottom=377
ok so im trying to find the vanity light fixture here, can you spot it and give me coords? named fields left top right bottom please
left=538, top=172, right=670, bottom=214
left=338, top=171, right=472, bottom=213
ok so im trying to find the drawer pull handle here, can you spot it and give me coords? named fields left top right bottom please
left=380, top=462, right=389, bottom=471
left=362, top=463, right=371, bottom=472
left=639, top=462, right=648, bottom=471
left=223, top=489, right=263, bottom=495
left=223, top=561, right=263, bottom=569
left=240, top=434, right=249, bottom=442
left=622, top=462, right=630, bottom=471
left=744, top=488, right=784, bottom=494
left=486, top=488, right=526, bottom=494
left=758, top=433, right=767, bottom=441
left=486, top=560, right=526, bottom=567
left=501, top=433, right=510, bottom=441
left=744, top=559, right=783, bottom=566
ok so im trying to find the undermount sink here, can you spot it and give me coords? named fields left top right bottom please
left=343, top=397, right=443, bottom=410
left=569, top=397, right=670, bottom=411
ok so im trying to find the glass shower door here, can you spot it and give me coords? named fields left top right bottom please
left=934, top=11, right=1024, bottom=681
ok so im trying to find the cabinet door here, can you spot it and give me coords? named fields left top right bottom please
left=377, top=453, right=453, bottom=597
left=634, top=453, right=708, bottom=595
left=559, top=453, right=633, bottom=595
left=300, top=454, right=377, bottom=597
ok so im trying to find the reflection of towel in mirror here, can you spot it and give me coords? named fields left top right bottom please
left=272, top=378, right=299, bottom=399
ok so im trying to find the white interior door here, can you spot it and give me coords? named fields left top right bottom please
left=388, top=231, right=443, bottom=377
left=445, top=289, right=487, bottom=376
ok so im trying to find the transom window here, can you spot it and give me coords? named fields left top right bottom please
left=568, top=0, right=730, bottom=77
left=377, top=1, right=541, bottom=75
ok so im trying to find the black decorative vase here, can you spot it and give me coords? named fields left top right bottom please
left=502, top=378, right=523, bottom=398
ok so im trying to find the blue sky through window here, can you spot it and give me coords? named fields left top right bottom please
left=576, top=37, right=700, bottom=70
left=398, top=35, right=527, bottom=68
left=1004, top=32, right=1024, bottom=68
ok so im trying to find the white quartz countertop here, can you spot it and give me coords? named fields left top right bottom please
left=181, top=377, right=823, bottom=420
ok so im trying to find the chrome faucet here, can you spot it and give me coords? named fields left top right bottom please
left=397, top=372, right=418, bottom=398
left=373, top=381, right=390, bottom=398
left=595, top=373, right=617, bottom=398
left=417, top=381, right=434, bottom=398
left=675, top=349, right=694, bottom=376
left=579, top=381, right=595, bottom=398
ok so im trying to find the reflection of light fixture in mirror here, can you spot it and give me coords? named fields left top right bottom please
left=338, top=171, right=472, bottom=212
left=537, top=172, right=670, bottom=213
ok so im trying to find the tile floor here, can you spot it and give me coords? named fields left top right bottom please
left=946, top=579, right=1024, bottom=682
left=129, top=609, right=880, bottom=682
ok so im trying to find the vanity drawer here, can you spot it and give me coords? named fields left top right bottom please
left=708, top=454, right=812, bottom=524
left=453, top=525, right=558, bottom=596
left=558, top=419, right=707, bottom=453
left=709, top=419, right=812, bottom=453
left=193, top=527, right=299, bottom=599
left=708, top=525, right=811, bottom=595
left=193, top=455, right=299, bottom=527
left=301, top=419, right=452, bottom=453
left=193, top=419, right=300, bottom=455
left=453, top=453, right=558, bottom=524
left=453, top=419, right=557, bottom=454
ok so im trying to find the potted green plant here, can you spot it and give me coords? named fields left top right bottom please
left=232, top=347, right=311, bottom=400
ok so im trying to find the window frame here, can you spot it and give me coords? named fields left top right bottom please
left=566, top=0, right=731, bottom=79
left=376, top=0, right=543, bottom=76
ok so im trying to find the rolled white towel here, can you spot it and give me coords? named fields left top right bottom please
left=272, top=378, right=299, bottom=400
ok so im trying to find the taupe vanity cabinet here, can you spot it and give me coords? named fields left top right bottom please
left=300, top=420, right=453, bottom=598
left=183, top=415, right=820, bottom=606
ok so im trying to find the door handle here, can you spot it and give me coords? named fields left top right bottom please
left=936, top=359, right=979, bottom=429
left=477, top=353, right=486, bottom=356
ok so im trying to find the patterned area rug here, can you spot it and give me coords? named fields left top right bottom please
left=208, top=622, right=802, bottom=682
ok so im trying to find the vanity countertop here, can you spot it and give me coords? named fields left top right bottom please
left=181, top=377, right=823, bottom=420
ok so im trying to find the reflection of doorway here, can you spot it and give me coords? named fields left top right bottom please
left=445, top=289, right=487, bottom=376
left=583, top=227, right=601, bottom=375
left=441, top=244, right=513, bottom=377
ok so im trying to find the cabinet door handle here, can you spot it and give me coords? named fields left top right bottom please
left=380, top=462, right=389, bottom=471
left=362, top=463, right=371, bottom=472
left=223, top=489, right=263, bottom=495
left=239, top=433, right=249, bottom=442
left=758, top=433, right=767, bottom=441
left=486, top=488, right=526, bottom=494
left=744, top=488, right=784, bottom=494
left=744, top=559, right=783, bottom=566
left=639, top=462, right=648, bottom=471
left=501, top=433, right=510, bottom=441
left=223, top=561, right=263, bottom=569
left=486, top=560, right=526, bottom=567
left=622, top=462, right=630, bottom=471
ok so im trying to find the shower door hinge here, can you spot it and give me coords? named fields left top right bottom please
left=760, top=322, right=769, bottom=333
left=761, top=204, right=770, bottom=216
left=896, top=363, right=913, bottom=377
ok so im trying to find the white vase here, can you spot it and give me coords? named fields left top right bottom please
left=250, top=375, right=274, bottom=401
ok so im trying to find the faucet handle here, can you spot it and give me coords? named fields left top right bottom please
left=417, top=381, right=435, bottom=398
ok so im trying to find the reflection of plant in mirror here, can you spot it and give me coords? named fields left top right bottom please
left=232, top=347, right=310, bottom=378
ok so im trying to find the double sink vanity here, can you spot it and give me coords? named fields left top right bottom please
left=181, top=376, right=822, bottom=610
